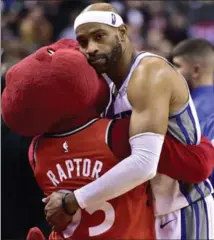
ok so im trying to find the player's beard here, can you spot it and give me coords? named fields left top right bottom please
left=88, top=36, right=123, bottom=74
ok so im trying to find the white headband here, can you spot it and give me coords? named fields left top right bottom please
left=74, top=11, right=124, bottom=31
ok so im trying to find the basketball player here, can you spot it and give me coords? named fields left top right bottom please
left=45, top=3, right=214, bottom=239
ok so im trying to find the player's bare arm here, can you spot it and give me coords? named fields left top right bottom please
left=128, top=57, right=173, bottom=137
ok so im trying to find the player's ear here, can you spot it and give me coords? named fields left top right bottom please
left=118, top=24, right=128, bottom=41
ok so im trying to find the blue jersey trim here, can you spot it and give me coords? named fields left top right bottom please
left=187, top=105, right=198, bottom=144
left=176, top=115, right=191, bottom=144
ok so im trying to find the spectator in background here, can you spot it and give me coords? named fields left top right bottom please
left=164, top=11, right=188, bottom=46
left=1, top=40, right=30, bottom=77
left=19, top=5, right=53, bottom=51
left=171, top=38, right=214, bottom=124
left=126, top=8, right=145, bottom=51
left=1, top=0, right=193, bottom=59
left=145, top=27, right=173, bottom=57
left=58, top=9, right=80, bottom=40
left=188, top=1, right=214, bottom=44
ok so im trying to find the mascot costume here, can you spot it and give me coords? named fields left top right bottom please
left=2, top=39, right=214, bottom=240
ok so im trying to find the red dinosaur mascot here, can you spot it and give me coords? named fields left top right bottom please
left=1, top=39, right=108, bottom=136
left=2, top=39, right=213, bottom=240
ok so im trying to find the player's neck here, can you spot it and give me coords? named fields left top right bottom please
left=48, top=108, right=98, bottom=133
left=106, top=41, right=135, bottom=90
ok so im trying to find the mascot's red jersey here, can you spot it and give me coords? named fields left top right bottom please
left=30, top=118, right=155, bottom=240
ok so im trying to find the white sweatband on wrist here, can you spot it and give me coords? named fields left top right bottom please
left=74, top=11, right=124, bottom=31
left=74, top=132, right=164, bottom=209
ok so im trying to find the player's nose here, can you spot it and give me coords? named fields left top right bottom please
left=86, top=41, right=99, bottom=56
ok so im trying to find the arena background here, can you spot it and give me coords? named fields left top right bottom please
left=1, top=0, right=214, bottom=239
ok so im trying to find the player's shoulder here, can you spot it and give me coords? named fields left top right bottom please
left=129, top=56, right=175, bottom=97
left=132, top=56, right=176, bottom=86
left=137, top=56, right=170, bottom=74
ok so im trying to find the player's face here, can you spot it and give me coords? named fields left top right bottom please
left=172, top=56, right=194, bottom=89
left=76, top=23, right=123, bottom=74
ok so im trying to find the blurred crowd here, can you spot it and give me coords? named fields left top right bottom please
left=2, top=0, right=214, bottom=76
left=1, top=0, right=214, bottom=239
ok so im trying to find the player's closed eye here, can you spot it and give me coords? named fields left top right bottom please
left=95, top=33, right=105, bottom=41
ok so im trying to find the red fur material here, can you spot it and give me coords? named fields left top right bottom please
left=2, top=39, right=109, bottom=136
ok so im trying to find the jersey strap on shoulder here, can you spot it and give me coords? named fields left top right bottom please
left=28, top=135, right=41, bottom=171
left=43, top=118, right=100, bottom=138
left=105, top=119, right=117, bottom=151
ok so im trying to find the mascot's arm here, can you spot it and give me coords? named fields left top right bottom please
left=158, top=135, right=214, bottom=182
left=110, top=118, right=214, bottom=183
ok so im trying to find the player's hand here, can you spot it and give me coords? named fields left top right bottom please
left=43, top=192, right=79, bottom=232
left=51, top=211, right=73, bottom=233
left=43, top=192, right=70, bottom=232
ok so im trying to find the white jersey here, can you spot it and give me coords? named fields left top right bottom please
left=103, top=52, right=214, bottom=216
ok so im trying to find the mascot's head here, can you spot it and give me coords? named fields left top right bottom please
left=2, top=39, right=109, bottom=136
